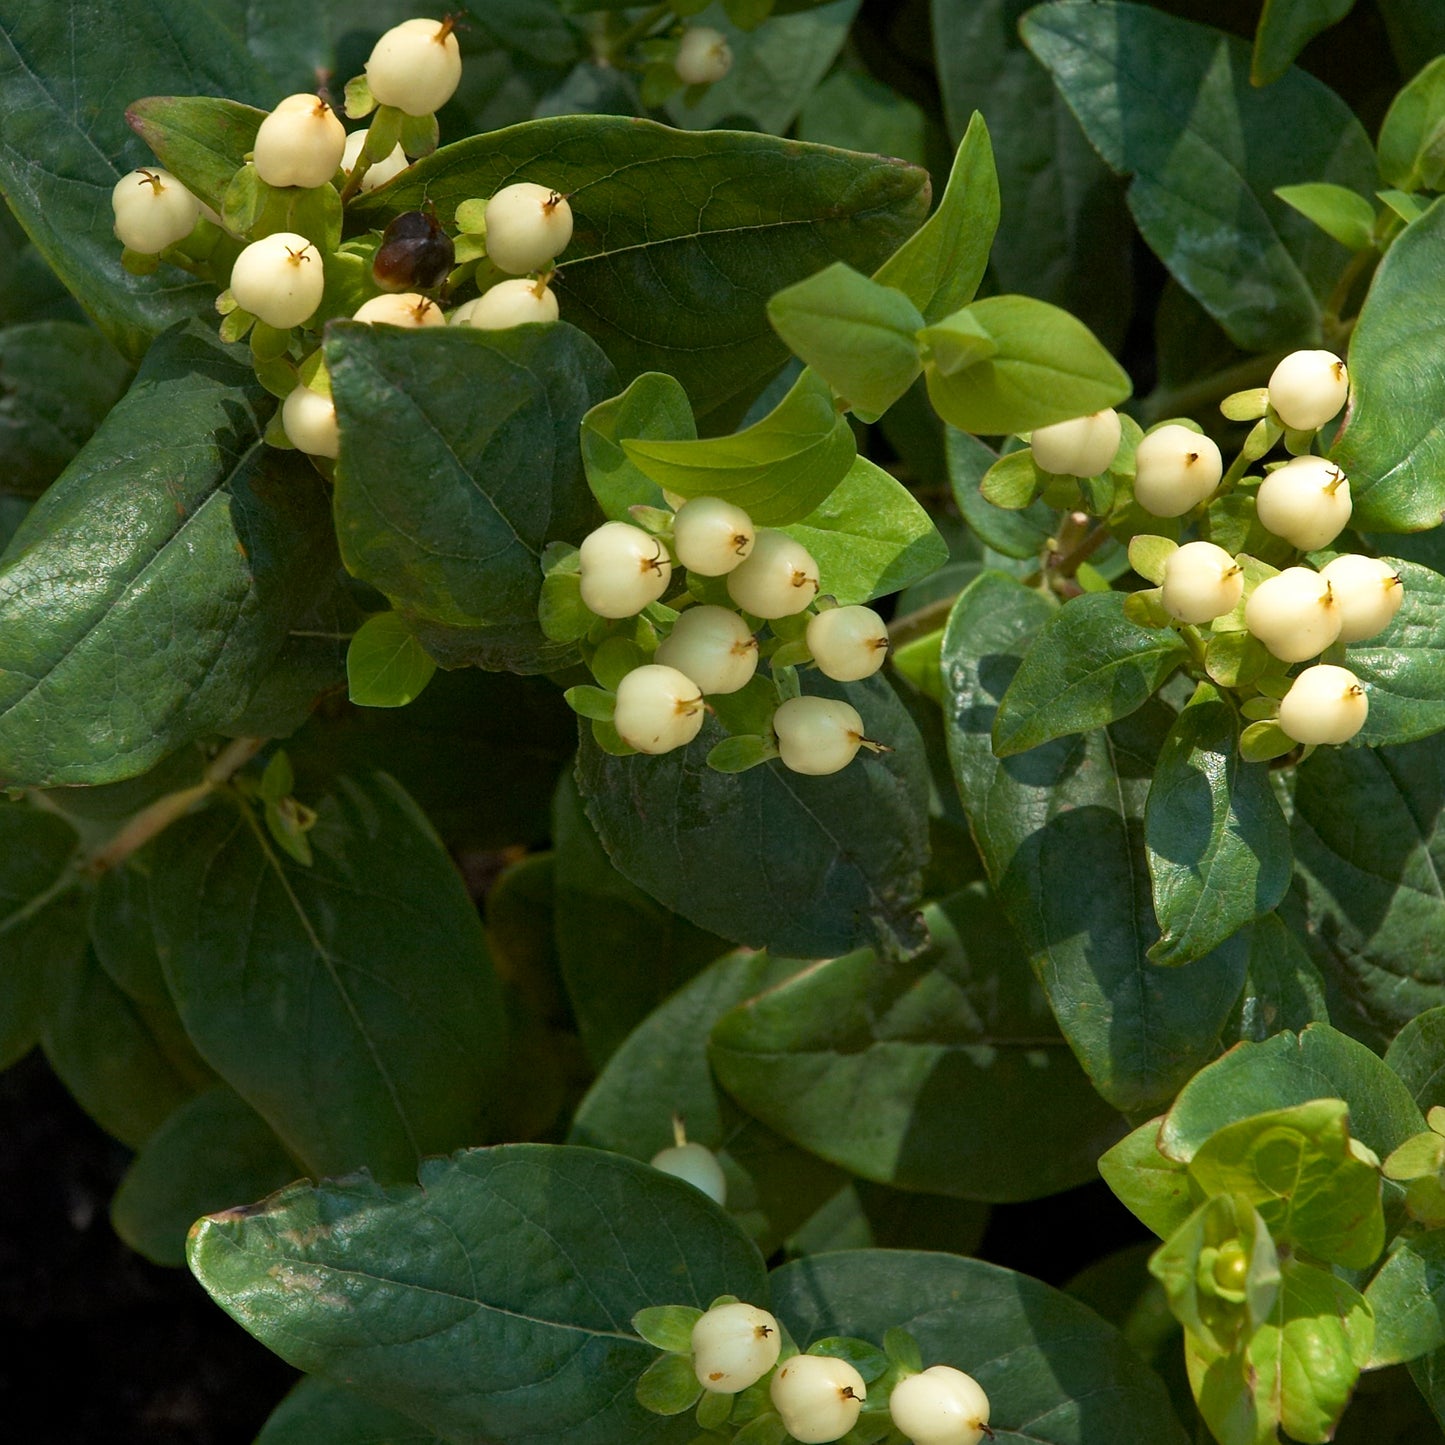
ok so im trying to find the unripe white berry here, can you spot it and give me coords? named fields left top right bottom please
left=341, top=128, right=408, bottom=191
left=1029, top=409, right=1122, bottom=478
left=111, top=168, right=200, bottom=254
left=690, top=1302, right=781, bottom=1395
left=281, top=385, right=339, bottom=458
left=726, top=530, right=820, bottom=618
left=613, top=663, right=705, bottom=754
left=449, top=298, right=481, bottom=326
left=229, top=232, right=324, bottom=329
left=675, top=27, right=734, bottom=85
left=1254, top=455, right=1353, bottom=551
left=889, top=1366, right=992, bottom=1445
left=673, top=496, right=755, bottom=576
left=1133, top=424, right=1223, bottom=518
left=1318, top=554, right=1404, bottom=642
left=770, top=1354, right=867, bottom=1443
left=365, top=17, right=462, bottom=117
left=773, top=696, right=864, bottom=776
left=578, top=521, right=673, bottom=618
left=650, top=1141, right=728, bottom=1206
left=655, top=605, right=758, bottom=695
left=807, top=605, right=890, bottom=681
left=252, top=93, right=346, bottom=189
left=1244, top=567, right=1343, bottom=662
left=1278, top=664, right=1369, bottom=745
left=483, top=182, right=575, bottom=275
left=1267, top=350, right=1349, bottom=431
left=466, top=279, right=560, bottom=329
left=352, top=292, right=445, bottom=327
left=1160, top=541, right=1243, bottom=625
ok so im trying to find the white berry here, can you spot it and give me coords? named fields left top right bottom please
left=281, top=385, right=339, bottom=458
left=655, top=606, right=758, bottom=695
left=229, top=232, right=324, bottom=329
left=1268, top=350, right=1349, bottom=431
left=1133, top=424, right=1223, bottom=518
left=365, top=17, right=462, bottom=117
left=613, top=663, right=705, bottom=755
left=341, top=128, right=408, bottom=191
left=352, top=292, right=445, bottom=327
left=1255, top=455, right=1353, bottom=551
left=1160, top=541, right=1243, bottom=625
left=673, top=496, right=755, bottom=576
left=1029, top=409, right=1122, bottom=478
left=726, top=530, right=820, bottom=618
left=578, top=521, right=672, bottom=618
left=675, top=27, right=734, bottom=85
left=770, top=1354, right=866, bottom=1444
left=890, top=1366, right=992, bottom=1445
left=773, top=696, right=864, bottom=776
left=466, top=279, right=560, bottom=329
left=1278, top=664, right=1369, bottom=745
left=1244, top=567, right=1343, bottom=662
left=449, top=298, right=480, bottom=326
left=1318, top=554, right=1404, bottom=642
left=651, top=1141, right=728, bottom=1206
left=483, top=182, right=575, bottom=276
left=252, top=93, right=345, bottom=189
left=691, top=1302, right=780, bottom=1394
left=807, top=606, right=890, bottom=681
left=111, top=168, right=200, bottom=254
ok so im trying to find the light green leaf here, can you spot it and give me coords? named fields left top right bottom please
left=125, top=95, right=265, bottom=213
left=1098, top=1118, right=1194, bottom=1239
left=1252, top=0, right=1356, bottom=86
left=254, top=1375, right=446, bottom=1445
left=581, top=372, right=693, bottom=522
left=1379, top=53, right=1445, bottom=192
left=1365, top=1233, right=1445, bottom=1367
left=346, top=612, right=437, bottom=710
left=1274, top=183, right=1376, bottom=252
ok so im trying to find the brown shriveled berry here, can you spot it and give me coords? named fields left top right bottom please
left=372, top=209, right=455, bottom=293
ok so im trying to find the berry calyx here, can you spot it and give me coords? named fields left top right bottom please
left=229, top=232, right=324, bottom=329
left=364, top=17, right=462, bottom=117
left=483, top=182, right=574, bottom=276
left=578, top=521, right=673, bottom=618
left=806, top=605, right=890, bottom=681
left=1267, top=349, right=1349, bottom=431
left=1133, top=424, right=1223, bottom=518
left=281, top=385, right=339, bottom=458
left=1254, top=455, right=1353, bottom=551
left=1160, top=541, right=1243, bottom=625
left=672, top=496, right=755, bottom=576
left=352, top=292, right=446, bottom=327
left=690, top=1302, right=781, bottom=1394
left=1318, top=554, right=1404, bottom=642
left=466, top=278, right=560, bottom=329
left=773, top=696, right=865, bottom=776
left=889, top=1365, right=992, bottom=1445
left=770, top=1354, right=867, bottom=1443
left=372, top=209, right=454, bottom=292
left=111, top=168, right=200, bottom=254
left=650, top=1140, right=728, bottom=1207
left=1277, top=664, right=1369, bottom=745
left=252, top=93, right=346, bottom=189
left=1028, top=409, right=1122, bottom=478
left=675, top=26, right=734, bottom=86
left=1244, top=566, right=1343, bottom=662
left=613, top=663, right=705, bottom=754
left=726, top=530, right=820, bottom=619
left=655, top=605, right=758, bottom=695
left=341, top=128, right=408, bottom=191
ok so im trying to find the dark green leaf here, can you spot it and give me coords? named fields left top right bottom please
left=1386, top=1007, right=1445, bottom=1113
left=125, top=95, right=265, bottom=212
left=1252, top=0, right=1356, bottom=86
left=1365, top=1233, right=1445, bottom=1367
left=1236, top=913, right=1330, bottom=1042
left=581, top=372, right=691, bottom=522
left=0, top=323, right=336, bottom=787
left=950, top=430, right=1053, bottom=559
left=189, top=1145, right=768, bottom=1445
left=1378, top=53, right=1445, bottom=192
left=151, top=776, right=507, bottom=1180
left=1275, top=182, right=1377, bottom=253
left=1098, top=1119, right=1193, bottom=1239
left=254, top=1375, right=446, bottom=1445
left=346, top=611, right=437, bottom=709
left=798, top=70, right=928, bottom=168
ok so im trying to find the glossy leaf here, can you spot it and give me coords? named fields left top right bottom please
left=189, top=1145, right=768, bottom=1445
left=346, top=611, right=437, bottom=709
left=1365, top=1233, right=1445, bottom=1368
left=1342, top=560, right=1445, bottom=744
left=254, top=1375, right=445, bottom=1445
left=1378, top=53, right=1445, bottom=192
left=580, top=372, right=692, bottom=522
left=0, top=323, right=336, bottom=787
left=1252, top=0, right=1356, bottom=86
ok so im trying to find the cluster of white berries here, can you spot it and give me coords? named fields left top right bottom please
left=573, top=497, right=890, bottom=773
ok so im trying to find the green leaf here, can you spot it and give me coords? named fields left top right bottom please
left=346, top=612, right=437, bottom=709
left=1386, top=1006, right=1445, bottom=1113
left=188, top=1144, right=768, bottom=1445
left=918, top=307, right=998, bottom=376
left=632, top=1305, right=705, bottom=1355
left=707, top=735, right=778, bottom=773
left=1341, top=560, right=1445, bottom=743
left=254, top=1375, right=446, bottom=1445
left=923, top=295, right=1131, bottom=436
left=354, top=116, right=929, bottom=423
left=1365, top=1233, right=1445, bottom=1367
left=798, top=70, right=928, bottom=169
left=1274, top=183, right=1376, bottom=253
left=327, top=322, right=615, bottom=674
left=992, top=591, right=1188, bottom=757
left=1021, top=1, right=1376, bottom=351
left=622, top=368, right=856, bottom=526
left=125, top=95, right=265, bottom=212
left=110, top=1085, right=299, bottom=1268
left=708, top=887, right=1125, bottom=1202
left=941, top=571, right=1250, bottom=1113
left=1145, top=684, right=1291, bottom=968
left=766, top=263, right=924, bottom=417
left=1252, top=0, right=1356, bottom=86
left=575, top=673, right=930, bottom=960
left=636, top=1352, right=705, bottom=1415
left=150, top=776, right=507, bottom=1180
left=1236, top=913, right=1330, bottom=1043
left=0, top=323, right=336, bottom=787
left=1098, top=1119, right=1194, bottom=1239
left=581, top=372, right=693, bottom=522
left=770, top=1251, right=1189, bottom=1445
left=1335, top=201, right=1445, bottom=531
left=1378, top=53, right=1445, bottom=192
left=949, top=430, right=1053, bottom=559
